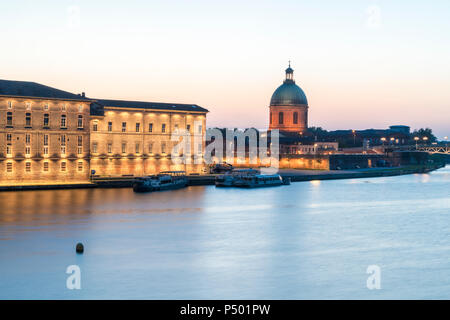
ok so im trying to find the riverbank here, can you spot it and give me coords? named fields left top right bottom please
left=0, top=163, right=444, bottom=191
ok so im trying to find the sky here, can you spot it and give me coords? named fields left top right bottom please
left=1, top=0, right=449, bottom=138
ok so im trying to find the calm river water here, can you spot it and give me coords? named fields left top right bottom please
left=0, top=166, right=449, bottom=299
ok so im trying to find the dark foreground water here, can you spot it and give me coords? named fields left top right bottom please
left=0, top=166, right=449, bottom=299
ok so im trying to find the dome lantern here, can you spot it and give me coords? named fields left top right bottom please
left=285, top=61, right=294, bottom=82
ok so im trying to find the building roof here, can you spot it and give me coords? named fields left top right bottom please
left=270, top=66, right=308, bottom=106
left=0, top=79, right=90, bottom=101
left=94, top=99, right=208, bottom=113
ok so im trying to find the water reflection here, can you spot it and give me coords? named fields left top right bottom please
left=0, top=166, right=449, bottom=299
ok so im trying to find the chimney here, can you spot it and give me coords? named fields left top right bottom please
left=81, top=92, right=85, bottom=98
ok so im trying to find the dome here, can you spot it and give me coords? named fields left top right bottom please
left=270, top=64, right=308, bottom=106
left=270, top=81, right=308, bottom=106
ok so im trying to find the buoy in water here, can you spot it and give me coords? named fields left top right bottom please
left=76, top=243, right=84, bottom=254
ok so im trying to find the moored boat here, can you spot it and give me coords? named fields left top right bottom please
left=215, top=169, right=259, bottom=187
left=234, top=174, right=290, bottom=188
left=133, top=171, right=188, bottom=192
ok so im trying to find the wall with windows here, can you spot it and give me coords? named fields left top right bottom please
left=0, top=97, right=91, bottom=184
left=268, top=105, right=308, bottom=133
left=89, top=107, right=207, bottom=176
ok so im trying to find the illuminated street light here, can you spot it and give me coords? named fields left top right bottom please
left=414, top=136, right=419, bottom=149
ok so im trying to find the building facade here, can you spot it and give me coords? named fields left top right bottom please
left=0, top=80, right=208, bottom=185
left=89, top=99, right=207, bottom=176
left=0, top=80, right=92, bottom=184
left=269, top=64, right=309, bottom=133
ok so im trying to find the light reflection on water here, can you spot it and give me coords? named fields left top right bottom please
left=0, top=166, right=449, bottom=299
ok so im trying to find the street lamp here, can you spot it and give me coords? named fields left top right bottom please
left=423, top=136, right=429, bottom=145
left=414, top=136, right=419, bottom=149
left=381, top=137, right=386, bottom=145
left=352, top=130, right=356, bottom=145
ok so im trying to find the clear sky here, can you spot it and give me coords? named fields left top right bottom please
left=1, top=0, right=449, bottom=138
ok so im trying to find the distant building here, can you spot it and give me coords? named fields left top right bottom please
left=389, top=125, right=410, bottom=135
left=269, top=63, right=308, bottom=133
left=0, top=79, right=208, bottom=185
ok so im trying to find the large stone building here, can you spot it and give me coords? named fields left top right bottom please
left=0, top=79, right=208, bottom=185
left=269, top=64, right=309, bottom=133
left=89, top=99, right=207, bottom=176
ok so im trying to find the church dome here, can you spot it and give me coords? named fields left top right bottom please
left=270, top=64, right=308, bottom=106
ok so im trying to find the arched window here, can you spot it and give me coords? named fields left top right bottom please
left=279, top=112, right=284, bottom=124
left=293, top=112, right=298, bottom=124
left=270, top=112, right=272, bottom=124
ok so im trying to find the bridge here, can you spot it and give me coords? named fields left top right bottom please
left=417, top=145, right=450, bottom=155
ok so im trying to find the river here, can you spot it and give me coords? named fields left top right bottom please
left=0, top=166, right=449, bottom=299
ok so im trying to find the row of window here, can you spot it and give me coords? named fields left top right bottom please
left=6, top=101, right=84, bottom=112
left=5, top=161, right=84, bottom=173
left=270, top=111, right=300, bottom=125
left=6, top=135, right=84, bottom=156
left=92, top=142, right=203, bottom=155
left=96, top=122, right=202, bottom=134
left=6, top=113, right=84, bottom=129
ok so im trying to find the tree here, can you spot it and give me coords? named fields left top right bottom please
left=411, top=128, right=437, bottom=143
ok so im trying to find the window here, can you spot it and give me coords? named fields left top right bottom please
left=61, top=114, right=67, bottom=128
left=6, top=145, right=12, bottom=155
left=43, top=162, right=49, bottom=172
left=25, top=146, right=31, bottom=155
left=198, top=125, right=202, bottom=134
left=107, top=143, right=112, bottom=154
left=43, top=134, right=49, bottom=146
left=6, top=112, right=13, bottom=126
left=149, top=123, right=153, bottom=132
left=174, top=124, right=179, bottom=133
left=93, top=122, right=98, bottom=131
left=270, top=112, right=273, bottom=124
left=61, top=162, right=67, bottom=172
left=148, top=143, right=153, bottom=154
left=26, top=102, right=31, bottom=110
left=7, top=101, right=12, bottom=109
left=122, top=143, right=127, bottom=154
left=6, top=162, right=12, bottom=173
left=122, top=122, right=127, bottom=132
left=61, top=135, right=66, bottom=155
left=25, top=134, right=31, bottom=144
left=25, top=113, right=32, bottom=127
left=77, top=115, right=83, bottom=128
left=44, top=103, right=49, bottom=111
left=162, top=124, right=166, bottom=133
left=135, top=143, right=140, bottom=154
left=43, top=114, right=49, bottom=127
left=198, top=143, right=202, bottom=154
left=77, top=136, right=83, bottom=154
left=136, top=123, right=140, bottom=133
left=43, top=147, right=49, bottom=155
left=293, top=112, right=298, bottom=124
left=6, top=134, right=12, bottom=142
left=92, top=142, right=98, bottom=153
left=108, top=122, right=112, bottom=132
left=25, top=162, right=31, bottom=172
left=61, top=104, right=66, bottom=112
left=161, top=142, right=166, bottom=154
left=78, top=161, right=83, bottom=172
left=279, top=112, right=284, bottom=124
left=186, top=124, right=191, bottom=132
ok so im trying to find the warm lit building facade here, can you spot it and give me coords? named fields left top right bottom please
left=0, top=80, right=91, bottom=184
left=0, top=80, right=208, bottom=185
left=269, top=64, right=309, bottom=133
left=89, top=99, right=207, bottom=176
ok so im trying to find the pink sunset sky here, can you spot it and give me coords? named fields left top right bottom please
left=1, top=1, right=449, bottom=138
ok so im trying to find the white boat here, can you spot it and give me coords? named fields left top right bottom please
left=215, top=169, right=259, bottom=187
left=133, top=171, right=188, bottom=192
left=235, top=174, right=290, bottom=188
